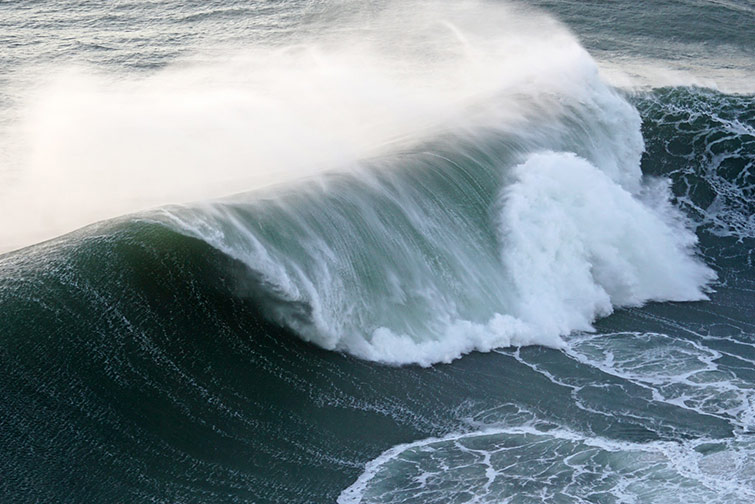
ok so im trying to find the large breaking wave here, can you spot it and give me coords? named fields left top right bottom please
left=2, top=1, right=717, bottom=364
left=144, top=2, right=715, bottom=365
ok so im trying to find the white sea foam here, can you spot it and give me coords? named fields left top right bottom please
left=340, top=330, right=755, bottom=502
left=497, top=152, right=716, bottom=340
left=337, top=424, right=755, bottom=504
left=563, top=332, right=755, bottom=431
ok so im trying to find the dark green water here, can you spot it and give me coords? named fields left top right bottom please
left=1, top=1, right=753, bottom=503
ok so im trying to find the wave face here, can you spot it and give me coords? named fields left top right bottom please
left=1, top=0, right=754, bottom=503
left=142, top=12, right=716, bottom=365
left=160, top=132, right=714, bottom=365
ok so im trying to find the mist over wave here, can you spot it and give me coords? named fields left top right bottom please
left=2, top=0, right=568, bottom=250
left=4, top=0, right=747, bottom=252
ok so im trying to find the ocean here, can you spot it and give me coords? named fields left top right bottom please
left=0, top=1, right=753, bottom=502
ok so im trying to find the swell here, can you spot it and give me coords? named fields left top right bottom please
left=0, top=86, right=751, bottom=503
left=0, top=221, right=374, bottom=502
left=0, top=216, right=744, bottom=504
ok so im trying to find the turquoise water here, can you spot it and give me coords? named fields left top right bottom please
left=0, top=1, right=753, bottom=502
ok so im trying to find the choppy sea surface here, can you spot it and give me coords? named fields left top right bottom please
left=1, top=1, right=753, bottom=502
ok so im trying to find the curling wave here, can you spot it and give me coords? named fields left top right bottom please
left=157, top=47, right=716, bottom=365
left=1, top=0, right=719, bottom=365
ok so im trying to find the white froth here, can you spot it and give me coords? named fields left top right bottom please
left=498, top=152, right=716, bottom=339
left=337, top=425, right=755, bottom=504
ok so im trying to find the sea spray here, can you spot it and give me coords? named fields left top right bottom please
left=2, top=0, right=577, bottom=250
